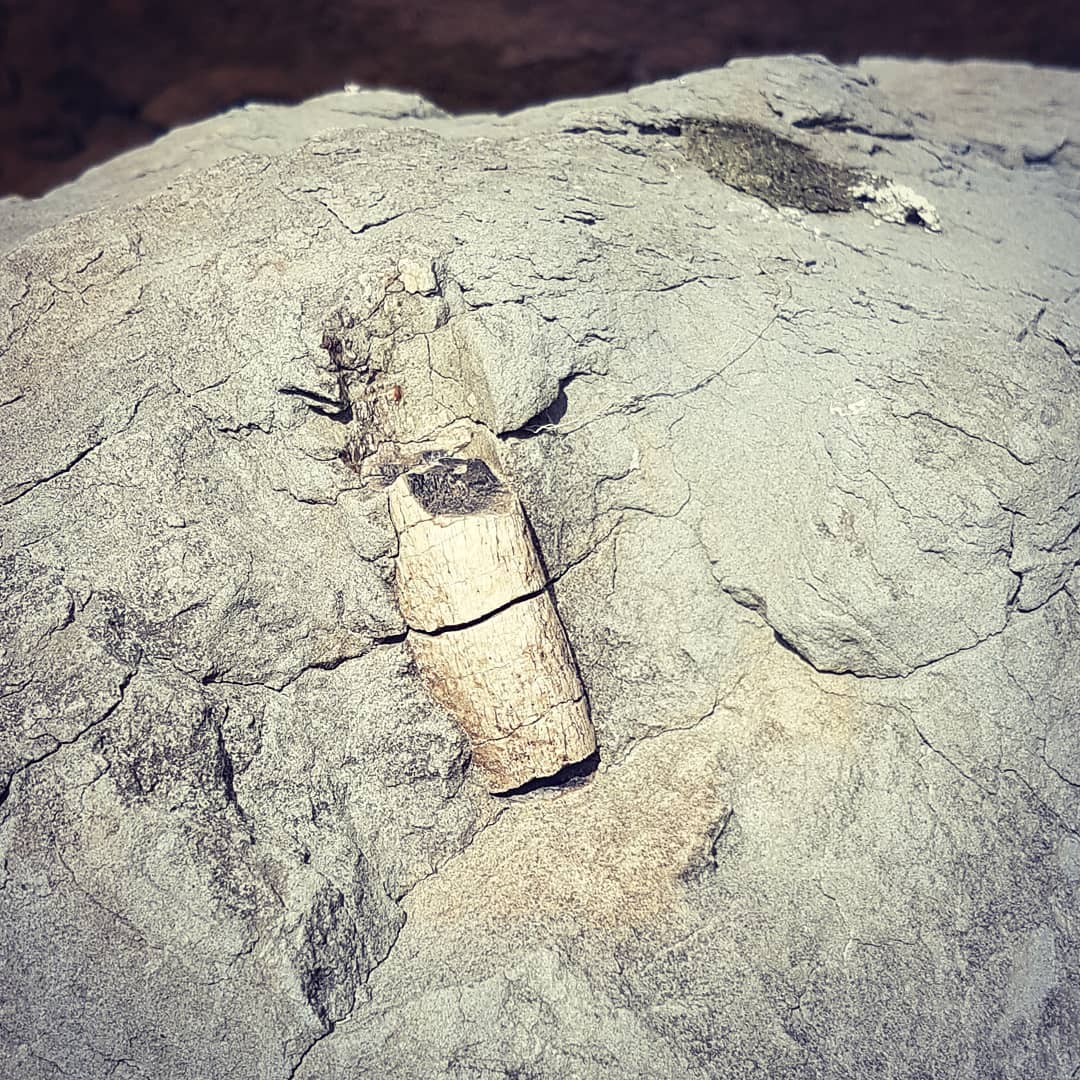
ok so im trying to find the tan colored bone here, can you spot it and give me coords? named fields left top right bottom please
left=388, top=457, right=596, bottom=792
left=388, top=459, right=546, bottom=632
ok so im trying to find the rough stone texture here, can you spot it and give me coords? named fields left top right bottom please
left=1, top=57, right=1078, bottom=1079
left=3, top=0, right=1078, bottom=197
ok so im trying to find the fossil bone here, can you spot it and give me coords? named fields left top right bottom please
left=387, top=456, right=597, bottom=792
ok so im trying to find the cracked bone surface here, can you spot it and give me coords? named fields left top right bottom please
left=0, top=56, right=1077, bottom=1080
left=388, top=457, right=596, bottom=791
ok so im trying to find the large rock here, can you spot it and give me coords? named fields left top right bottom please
left=1, top=57, right=1077, bottom=1078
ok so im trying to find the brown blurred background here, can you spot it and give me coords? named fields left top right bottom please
left=1, top=0, right=1077, bottom=197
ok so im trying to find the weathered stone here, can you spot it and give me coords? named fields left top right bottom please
left=0, top=56, right=1077, bottom=1079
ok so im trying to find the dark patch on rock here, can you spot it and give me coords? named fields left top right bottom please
left=295, top=856, right=406, bottom=1025
left=679, top=806, right=738, bottom=883
left=684, top=119, right=863, bottom=212
left=93, top=593, right=150, bottom=666
left=406, top=458, right=508, bottom=516
left=298, top=884, right=360, bottom=1025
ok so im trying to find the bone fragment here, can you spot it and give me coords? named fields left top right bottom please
left=388, top=456, right=597, bottom=792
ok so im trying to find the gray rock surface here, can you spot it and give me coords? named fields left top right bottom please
left=1, top=56, right=1078, bottom=1079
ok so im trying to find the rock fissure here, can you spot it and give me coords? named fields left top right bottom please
left=1, top=383, right=164, bottom=505
left=504, top=310, right=781, bottom=440
left=897, top=409, right=1037, bottom=467
left=0, top=664, right=138, bottom=810
left=718, top=581, right=1013, bottom=680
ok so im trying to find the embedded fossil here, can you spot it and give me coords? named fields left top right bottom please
left=387, top=455, right=597, bottom=792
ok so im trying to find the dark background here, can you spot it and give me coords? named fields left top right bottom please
left=1, top=0, right=1077, bottom=197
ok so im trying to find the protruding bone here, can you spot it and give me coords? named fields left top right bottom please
left=388, top=457, right=597, bottom=792
left=388, top=457, right=547, bottom=632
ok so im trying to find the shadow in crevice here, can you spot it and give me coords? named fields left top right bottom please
left=492, top=748, right=600, bottom=799
left=500, top=380, right=571, bottom=439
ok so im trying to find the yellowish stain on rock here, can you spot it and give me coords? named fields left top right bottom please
left=414, top=719, right=725, bottom=932
left=406, top=632, right=863, bottom=936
